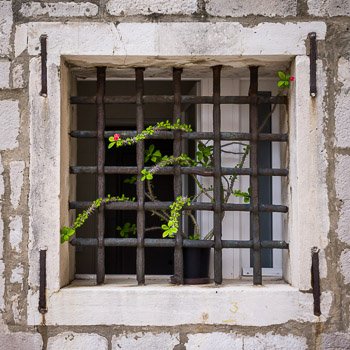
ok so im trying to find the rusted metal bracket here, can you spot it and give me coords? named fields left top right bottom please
left=311, top=247, right=321, bottom=316
left=39, top=249, right=47, bottom=314
left=308, top=32, right=317, bottom=98
left=40, top=35, right=47, bottom=97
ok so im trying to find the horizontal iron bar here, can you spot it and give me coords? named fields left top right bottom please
left=70, top=95, right=287, bottom=105
left=70, top=166, right=288, bottom=177
left=70, top=237, right=289, bottom=249
left=70, top=130, right=288, bottom=142
left=69, top=201, right=288, bottom=213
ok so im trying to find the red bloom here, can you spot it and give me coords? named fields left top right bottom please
left=113, top=133, right=120, bottom=141
left=289, top=76, right=295, bottom=82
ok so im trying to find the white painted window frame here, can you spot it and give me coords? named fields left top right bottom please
left=23, top=21, right=330, bottom=326
left=198, top=77, right=283, bottom=279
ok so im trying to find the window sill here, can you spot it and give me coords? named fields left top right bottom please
left=29, top=276, right=329, bottom=326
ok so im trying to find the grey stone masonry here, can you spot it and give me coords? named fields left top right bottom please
left=0, top=1, right=12, bottom=56
left=19, top=2, right=99, bottom=18
left=106, top=0, right=198, bottom=16
left=47, top=332, right=108, bottom=350
left=1, top=0, right=350, bottom=348
left=308, top=0, right=350, bottom=17
left=206, top=0, right=297, bottom=17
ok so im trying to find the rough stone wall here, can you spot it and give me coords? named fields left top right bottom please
left=0, top=0, right=350, bottom=349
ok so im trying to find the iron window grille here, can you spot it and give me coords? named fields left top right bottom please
left=69, top=65, right=289, bottom=286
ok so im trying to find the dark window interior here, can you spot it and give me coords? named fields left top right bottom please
left=75, top=80, right=197, bottom=274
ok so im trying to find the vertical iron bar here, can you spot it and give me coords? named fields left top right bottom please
left=173, top=68, right=184, bottom=284
left=135, top=68, right=145, bottom=285
left=38, top=249, right=47, bottom=313
left=249, top=66, right=262, bottom=285
left=311, top=247, right=321, bottom=316
left=40, top=35, right=47, bottom=97
left=96, top=67, right=106, bottom=284
left=213, top=66, right=223, bottom=284
left=309, top=32, right=317, bottom=97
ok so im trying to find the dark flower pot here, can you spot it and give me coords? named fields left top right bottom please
left=183, top=247, right=211, bottom=284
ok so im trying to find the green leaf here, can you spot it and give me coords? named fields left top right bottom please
left=108, top=142, right=115, bottom=149
left=124, top=176, right=137, bottom=184
left=278, top=71, right=286, bottom=80
left=189, top=234, right=200, bottom=240
left=277, top=81, right=285, bottom=87
left=108, top=136, right=115, bottom=142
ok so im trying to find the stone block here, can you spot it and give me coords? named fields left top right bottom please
left=15, top=25, right=28, bottom=58
left=321, top=332, right=350, bottom=349
left=337, top=200, right=350, bottom=244
left=106, top=0, right=197, bottom=16
left=243, top=333, right=307, bottom=349
left=9, top=216, right=23, bottom=253
left=206, top=0, right=297, bottom=17
left=0, top=60, right=10, bottom=89
left=335, top=154, right=350, bottom=201
left=20, top=2, right=98, bottom=18
left=112, top=332, right=179, bottom=349
left=10, top=161, right=25, bottom=209
left=340, top=249, right=350, bottom=284
left=12, top=64, right=25, bottom=89
left=10, top=264, right=24, bottom=284
left=0, top=155, right=3, bottom=260
left=0, top=100, right=20, bottom=151
left=0, top=332, right=43, bottom=350
left=335, top=57, right=350, bottom=148
left=0, top=154, right=4, bottom=199
left=308, top=0, right=350, bottom=17
left=186, top=333, right=243, bottom=349
left=0, top=1, right=12, bottom=56
left=0, top=259, right=4, bottom=311
left=0, top=218, right=3, bottom=260
left=47, top=332, right=108, bottom=350
left=185, top=332, right=307, bottom=350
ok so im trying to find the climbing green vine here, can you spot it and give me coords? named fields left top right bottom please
left=60, top=194, right=135, bottom=243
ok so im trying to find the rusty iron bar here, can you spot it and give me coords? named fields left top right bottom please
left=96, top=67, right=106, bottom=285
left=69, top=200, right=288, bottom=213
left=135, top=68, right=146, bottom=285
left=249, top=66, right=262, bottom=285
left=173, top=68, right=184, bottom=285
left=311, top=247, right=321, bottom=316
left=213, top=65, right=223, bottom=285
left=38, top=249, right=47, bottom=314
left=71, top=238, right=289, bottom=249
left=70, top=95, right=288, bottom=105
left=309, top=32, right=317, bottom=97
left=70, top=166, right=288, bottom=177
left=68, top=65, right=291, bottom=286
left=70, top=130, right=288, bottom=142
left=39, top=35, right=47, bottom=97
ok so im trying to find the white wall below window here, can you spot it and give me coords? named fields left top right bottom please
left=33, top=277, right=332, bottom=327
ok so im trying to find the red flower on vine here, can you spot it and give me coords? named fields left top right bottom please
left=114, top=133, right=120, bottom=141
left=289, top=76, right=295, bottom=82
